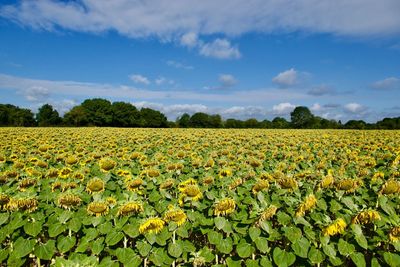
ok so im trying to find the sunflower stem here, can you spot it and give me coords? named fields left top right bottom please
left=68, top=229, right=72, bottom=237
left=216, top=254, right=218, bottom=264
left=144, top=257, right=147, bottom=267
left=123, top=237, right=128, bottom=248
left=37, top=257, right=41, bottom=267
left=173, top=230, right=176, bottom=244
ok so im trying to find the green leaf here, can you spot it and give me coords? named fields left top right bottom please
left=48, top=223, right=66, bottom=238
left=208, top=230, right=223, bottom=245
left=137, top=241, right=152, bottom=257
left=371, top=257, right=381, bottom=267
left=12, top=237, right=35, bottom=258
left=260, top=257, right=273, bottom=267
left=168, top=243, right=183, bottom=258
left=92, top=237, right=105, bottom=255
left=68, top=218, right=82, bottom=232
left=215, top=217, right=227, bottom=230
left=226, top=257, right=242, bottom=267
left=115, top=248, right=141, bottom=266
left=0, top=249, right=8, bottom=262
left=273, top=247, right=296, bottom=267
left=236, top=242, right=254, bottom=258
left=199, top=247, right=214, bottom=262
left=57, top=236, right=76, bottom=254
left=254, top=237, right=269, bottom=253
left=249, top=227, right=261, bottom=241
left=246, top=259, right=260, bottom=267
left=0, top=213, right=9, bottom=225
left=283, top=226, right=302, bottom=243
left=338, top=238, right=355, bottom=256
left=291, top=237, right=310, bottom=258
left=57, top=210, right=72, bottom=224
left=383, top=252, right=400, bottom=267
left=216, top=237, right=233, bottom=254
left=105, top=231, right=124, bottom=246
left=24, top=221, right=43, bottom=237
left=123, top=223, right=140, bottom=238
left=351, top=224, right=368, bottom=249
left=277, top=212, right=292, bottom=226
left=98, top=222, right=113, bottom=235
left=322, top=243, right=336, bottom=258
left=308, top=247, right=325, bottom=264
left=350, top=252, right=366, bottom=267
left=34, top=240, right=56, bottom=260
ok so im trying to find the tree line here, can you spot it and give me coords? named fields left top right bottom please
left=0, top=99, right=399, bottom=129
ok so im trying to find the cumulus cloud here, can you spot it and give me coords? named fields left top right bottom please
left=21, top=86, right=50, bottom=102
left=1, top=0, right=399, bottom=39
left=166, top=60, right=193, bottom=70
left=180, top=32, right=198, bottom=48
left=272, top=68, right=298, bottom=87
left=272, top=102, right=296, bottom=115
left=199, top=39, right=241, bottom=59
left=371, top=77, right=400, bottom=90
left=344, top=102, right=367, bottom=114
left=155, top=77, right=174, bottom=86
left=129, top=74, right=150, bottom=85
left=218, top=74, right=238, bottom=88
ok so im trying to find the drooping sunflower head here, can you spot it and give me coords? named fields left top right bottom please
left=229, top=178, right=243, bottom=190
left=18, top=178, right=37, bottom=192
left=389, top=227, right=400, bottom=242
left=139, top=217, right=165, bottom=234
left=117, top=201, right=144, bottom=216
left=46, top=168, right=59, bottom=179
left=59, top=167, right=73, bottom=178
left=99, top=158, right=116, bottom=172
left=202, top=176, right=214, bottom=185
left=336, top=179, right=360, bottom=193
left=352, top=210, right=381, bottom=224
left=87, top=201, right=109, bottom=217
left=214, top=198, right=236, bottom=216
left=0, top=154, right=6, bottom=163
left=295, top=194, right=317, bottom=217
left=126, top=179, right=143, bottom=192
left=62, top=182, right=78, bottom=192
left=86, top=178, right=105, bottom=194
left=106, top=196, right=117, bottom=206
left=258, top=205, right=278, bottom=223
left=204, top=159, right=215, bottom=169
left=0, top=194, right=11, bottom=208
left=36, top=160, right=48, bottom=169
left=146, top=169, right=160, bottom=178
left=252, top=180, right=269, bottom=194
left=380, top=179, right=400, bottom=195
left=278, top=177, right=298, bottom=190
left=159, top=178, right=174, bottom=190
left=323, top=218, right=347, bottom=236
left=17, top=198, right=39, bottom=213
left=65, top=155, right=79, bottom=165
left=57, top=194, right=82, bottom=209
left=319, top=175, right=334, bottom=189
left=178, top=178, right=197, bottom=192
left=51, top=181, right=62, bottom=192
left=182, top=185, right=202, bottom=200
left=164, top=205, right=187, bottom=226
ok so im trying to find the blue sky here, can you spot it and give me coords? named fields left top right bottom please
left=1, top=0, right=400, bottom=122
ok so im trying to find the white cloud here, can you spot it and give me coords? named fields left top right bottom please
left=272, top=102, right=296, bottom=115
left=180, top=32, right=198, bottom=48
left=272, top=68, right=298, bottom=87
left=307, top=85, right=336, bottom=96
left=21, top=86, right=50, bottom=102
left=1, top=0, right=399, bottom=39
left=219, top=74, right=238, bottom=87
left=371, top=77, right=400, bottom=90
left=166, top=60, right=193, bottom=70
left=344, top=102, right=367, bottom=114
left=129, top=74, right=150, bottom=85
left=155, top=77, right=174, bottom=86
left=199, top=39, right=241, bottom=59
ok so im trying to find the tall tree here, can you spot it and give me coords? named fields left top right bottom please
left=81, top=98, right=113, bottom=126
left=290, top=106, right=314, bottom=128
left=111, top=102, right=140, bottom=127
left=63, top=106, right=88, bottom=126
left=36, top=104, right=61, bottom=126
left=139, top=108, right=168, bottom=127
left=176, top=113, right=190, bottom=128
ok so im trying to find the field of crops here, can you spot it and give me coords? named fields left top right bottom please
left=0, top=128, right=400, bottom=266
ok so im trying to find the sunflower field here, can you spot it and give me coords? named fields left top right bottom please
left=1, top=128, right=400, bottom=267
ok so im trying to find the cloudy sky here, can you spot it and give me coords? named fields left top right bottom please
left=0, top=0, right=400, bottom=122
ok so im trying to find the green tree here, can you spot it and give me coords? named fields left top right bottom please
left=139, top=108, right=168, bottom=127
left=209, top=114, right=223, bottom=128
left=177, top=113, right=191, bottom=128
left=80, top=98, right=113, bottom=126
left=63, top=106, right=88, bottom=126
left=290, top=106, right=314, bottom=128
left=244, top=118, right=260, bottom=128
left=36, top=104, right=61, bottom=126
left=189, top=112, right=210, bottom=128
left=272, top=117, right=290, bottom=128
left=111, top=102, right=139, bottom=127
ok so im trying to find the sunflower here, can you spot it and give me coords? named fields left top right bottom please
left=46, top=168, right=59, bottom=178
left=278, top=177, right=298, bottom=190
left=352, top=210, right=381, bottom=224
left=319, top=174, right=334, bottom=189
left=0, top=155, right=6, bottom=164
left=323, top=218, right=347, bottom=236
left=146, top=169, right=160, bottom=178
left=214, top=198, right=236, bottom=216
left=65, top=155, right=79, bottom=165
left=87, top=202, right=109, bottom=217
left=258, top=205, right=278, bottom=223
left=159, top=179, right=174, bottom=190
left=17, top=198, right=39, bottom=213
left=229, top=178, right=243, bottom=190
left=164, top=205, right=187, bottom=226
left=204, top=159, right=215, bottom=170
left=218, top=168, right=232, bottom=178
left=117, top=201, right=144, bottom=216
left=99, top=158, right=116, bottom=172
left=178, top=178, right=197, bottom=191
left=57, top=194, right=82, bottom=209
left=59, top=167, right=73, bottom=178
left=202, top=176, right=214, bottom=185
left=51, top=181, right=62, bottom=192
left=389, top=227, right=400, bottom=242
left=86, top=178, right=105, bottom=194
left=126, top=179, right=143, bottom=192
left=139, top=217, right=165, bottom=234
left=380, top=179, right=400, bottom=195
left=18, top=178, right=37, bottom=192
left=106, top=196, right=117, bottom=206
left=182, top=185, right=202, bottom=200
left=295, top=194, right=317, bottom=217
left=0, top=194, right=11, bottom=209
left=252, top=180, right=269, bottom=194
left=36, top=160, right=48, bottom=169
left=62, top=182, right=78, bottom=192
left=336, top=179, right=361, bottom=193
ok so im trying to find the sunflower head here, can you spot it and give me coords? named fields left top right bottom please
left=59, top=167, right=73, bottom=178
left=164, top=205, right=187, bottom=226
left=252, top=180, right=269, bottom=194
left=278, top=177, right=298, bottom=190
left=323, top=218, right=347, bottom=236
left=62, top=182, right=78, bottom=192
left=139, top=217, right=165, bottom=234
left=229, top=178, right=243, bottom=190
left=319, top=175, right=334, bottom=189
left=87, top=202, right=109, bottom=217
left=51, top=181, right=62, bottom=192
left=352, top=210, right=381, bottom=224
left=178, top=178, right=197, bottom=191
left=389, top=227, right=400, bottom=242
left=18, top=178, right=37, bottom=192
left=86, top=178, right=105, bottom=194
left=183, top=185, right=202, bottom=200
left=146, top=169, right=160, bottom=178
left=46, top=169, right=59, bottom=179
left=258, top=205, right=278, bottom=223
left=0, top=194, right=11, bottom=208
left=117, top=201, right=144, bottom=216
left=218, top=168, right=232, bottom=178
left=202, top=176, right=214, bottom=185
left=65, top=155, right=79, bottom=165
left=126, top=179, right=143, bottom=192
left=159, top=178, right=174, bottom=190
left=106, top=196, right=117, bottom=206
left=336, top=179, right=360, bottom=193
left=214, top=198, right=236, bottom=216
left=295, top=194, right=317, bottom=217
left=57, top=194, right=82, bottom=209
left=17, top=198, right=39, bottom=213
left=99, top=158, right=116, bottom=172
left=380, top=179, right=400, bottom=195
